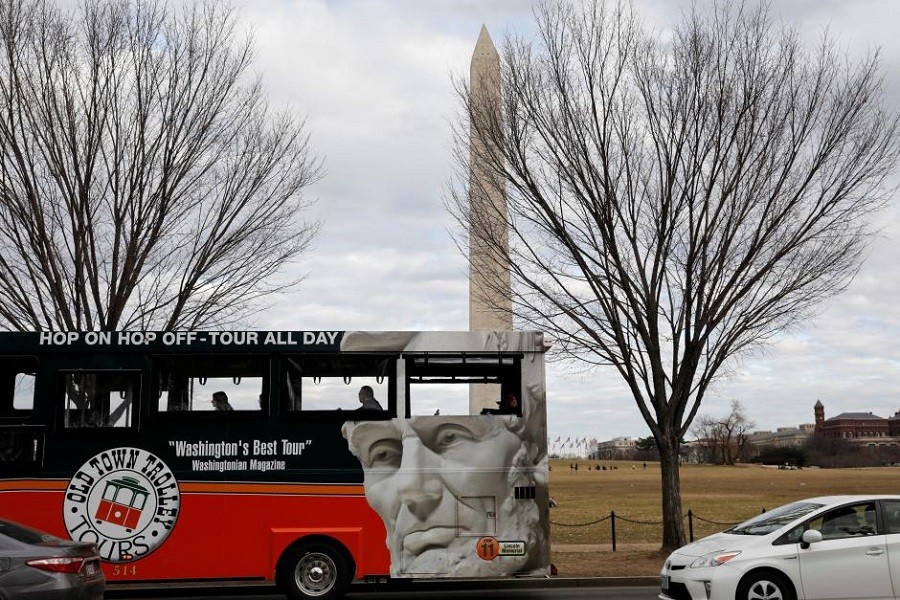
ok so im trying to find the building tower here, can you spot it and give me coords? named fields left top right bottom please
left=814, top=400, right=825, bottom=433
left=468, top=25, right=512, bottom=413
left=890, top=407, right=900, bottom=437
left=468, top=25, right=511, bottom=333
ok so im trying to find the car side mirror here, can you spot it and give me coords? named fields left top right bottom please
left=800, top=529, right=823, bottom=549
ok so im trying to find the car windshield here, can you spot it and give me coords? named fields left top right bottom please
left=725, top=501, right=824, bottom=536
left=0, top=519, right=61, bottom=545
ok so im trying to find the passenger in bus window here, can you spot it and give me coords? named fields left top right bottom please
left=341, top=401, right=546, bottom=578
left=498, top=392, right=520, bottom=414
left=356, top=385, right=383, bottom=411
left=211, top=391, right=233, bottom=411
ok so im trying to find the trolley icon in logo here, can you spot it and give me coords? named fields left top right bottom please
left=64, top=447, right=180, bottom=563
left=94, top=476, right=150, bottom=532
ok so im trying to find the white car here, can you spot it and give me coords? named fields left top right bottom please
left=659, top=495, right=900, bottom=600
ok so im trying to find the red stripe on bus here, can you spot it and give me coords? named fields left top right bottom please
left=0, top=480, right=364, bottom=496
left=0, top=480, right=68, bottom=491
left=178, top=482, right=365, bottom=495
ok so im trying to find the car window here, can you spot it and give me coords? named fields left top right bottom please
left=808, top=502, right=878, bottom=540
left=773, top=523, right=806, bottom=545
left=883, top=500, right=900, bottom=534
left=726, top=501, right=824, bottom=535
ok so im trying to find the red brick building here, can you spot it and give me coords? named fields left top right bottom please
left=814, top=400, right=900, bottom=440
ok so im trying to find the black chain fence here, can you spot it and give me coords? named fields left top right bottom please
left=549, top=514, right=612, bottom=527
left=551, top=509, right=756, bottom=550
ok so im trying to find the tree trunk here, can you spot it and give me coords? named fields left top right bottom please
left=659, top=438, right=686, bottom=550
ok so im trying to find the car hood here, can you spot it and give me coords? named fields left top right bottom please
left=673, top=533, right=753, bottom=557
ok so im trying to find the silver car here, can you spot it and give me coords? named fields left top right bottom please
left=660, top=495, right=900, bottom=600
left=0, top=518, right=105, bottom=600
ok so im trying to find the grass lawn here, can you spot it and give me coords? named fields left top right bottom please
left=547, top=459, right=900, bottom=576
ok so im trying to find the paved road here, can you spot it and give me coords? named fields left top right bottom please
left=351, top=586, right=661, bottom=599
left=113, top=584, right=661, bottom=600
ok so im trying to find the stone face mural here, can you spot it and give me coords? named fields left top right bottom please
left=341, top=331, right=549, bottom=578
left=343, top=412, right=547, bottom=577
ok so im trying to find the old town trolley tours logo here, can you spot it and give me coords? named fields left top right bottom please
left=63, top=447, right=180, bottom=563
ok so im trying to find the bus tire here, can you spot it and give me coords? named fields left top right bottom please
left=277, top=540, right=352, bottom=600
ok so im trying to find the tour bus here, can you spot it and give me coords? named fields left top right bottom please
left=0, top=330, right=550, bottom=598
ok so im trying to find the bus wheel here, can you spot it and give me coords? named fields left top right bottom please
left=279, top=541, right=351, bottom=600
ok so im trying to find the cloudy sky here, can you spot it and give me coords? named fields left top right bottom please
left=228, top=0, right=900, bottom=449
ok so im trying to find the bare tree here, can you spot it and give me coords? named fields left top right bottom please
left=691, top=400, right=754, bottom=465
left=0, top=0, right=321, bottom=331
left=448, top=0, right=900, bottom=549
left=690, top=414, right=723, bottom=464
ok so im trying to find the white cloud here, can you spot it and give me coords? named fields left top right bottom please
left=221, top=0, right=900, bottom=446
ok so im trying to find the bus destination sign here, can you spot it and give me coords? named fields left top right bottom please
left=24, top=331, right=344, bottom=352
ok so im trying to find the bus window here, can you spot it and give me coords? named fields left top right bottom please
left=62, top=371, right=140, bottom=428
left=155, top=356, right=267, bottom=412
left=405, top=355, right=521, bottom=417
left=0, top=357, right=37, bottom=416
left=0, top=427, right=42, bottom=464
left=282, top=355, right=393, bottom=413
left=408, top=382, right=471, bottom=416
left=14, top=372, right=35, bottom=411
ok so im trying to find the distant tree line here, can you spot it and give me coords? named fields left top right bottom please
left=589, top=399, right=900, bottom=467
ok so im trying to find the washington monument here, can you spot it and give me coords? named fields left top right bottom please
left=468, top=25, right=512, bottom=333
left=469, top=26, right=512, bottom=412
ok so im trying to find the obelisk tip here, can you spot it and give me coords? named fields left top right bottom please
left=472, top=24, right=498, bottom=61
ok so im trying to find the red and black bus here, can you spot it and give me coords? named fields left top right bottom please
left=0, top=330, right=550, bottom=598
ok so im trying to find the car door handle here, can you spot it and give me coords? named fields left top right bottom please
left=865, top=548, right=885, bottom=556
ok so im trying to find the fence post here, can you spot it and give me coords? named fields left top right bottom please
left=688, top=509, right=694, bottom=542
left=610, top=511, right=616, bottom=552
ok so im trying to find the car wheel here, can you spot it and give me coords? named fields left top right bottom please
left=736, top=570, right=795, bottom=600
left=278, top=541, right=351, bottom=600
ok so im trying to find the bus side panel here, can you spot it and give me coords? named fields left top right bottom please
left=123, top=492, right=388, bottom=582
left=0, top=484, right=389, bottom=582
left=0, top=487, right=68, bottom=538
